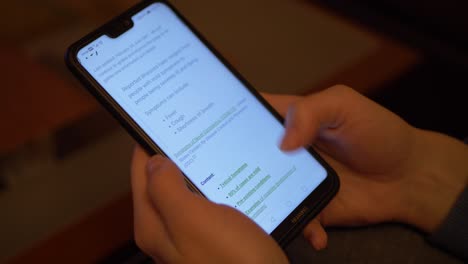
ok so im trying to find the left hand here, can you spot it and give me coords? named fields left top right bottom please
left=131, top=146, right=289, bottom=263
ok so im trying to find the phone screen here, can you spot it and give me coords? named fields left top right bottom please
left=77, top=2, right=326, bottom=234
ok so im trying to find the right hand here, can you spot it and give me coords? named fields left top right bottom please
left=277, top=85, right=468, bottom=250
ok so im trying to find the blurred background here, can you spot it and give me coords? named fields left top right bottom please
left=0, top=0, right=466, bottom=263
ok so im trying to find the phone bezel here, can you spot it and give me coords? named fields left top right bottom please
left=66, top=0, right=339, bottom=247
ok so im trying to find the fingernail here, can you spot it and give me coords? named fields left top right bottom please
left=280, top=106, right=299, bottom=151
left=146, top=155, right=165, bottom=175
left=280, top=127, right=299, bottom=151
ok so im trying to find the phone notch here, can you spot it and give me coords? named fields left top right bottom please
left=107, top=17, right=134, bottom=38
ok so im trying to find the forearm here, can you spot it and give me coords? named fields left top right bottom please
left=401, top=128, right=468, bottom=233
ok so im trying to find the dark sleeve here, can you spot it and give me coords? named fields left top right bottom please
left=429, top=187, right=468, bottom=261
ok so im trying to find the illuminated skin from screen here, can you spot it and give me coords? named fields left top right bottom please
left=78, top=3, right=326, bottom=233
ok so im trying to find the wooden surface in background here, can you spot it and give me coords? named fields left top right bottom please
left=0, top=46, right=97, bottom=156
left=309, top=38, right=419, bottom=95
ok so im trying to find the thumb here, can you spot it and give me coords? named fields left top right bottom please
left=146, top=156, right=198, bottom=225
left=280, top=85, right=350, bottom=151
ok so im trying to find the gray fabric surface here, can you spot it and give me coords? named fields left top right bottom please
left=429, top=187, right=468, bottom=261
left=285, top=224, right=462, bottom=263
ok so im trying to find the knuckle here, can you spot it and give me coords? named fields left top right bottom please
left=331, top=84, right=353, bottom=93
left=294, top=98, right=308, bottom=115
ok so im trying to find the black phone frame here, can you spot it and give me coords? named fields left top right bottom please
left=66, top=0, right=339, bottom=248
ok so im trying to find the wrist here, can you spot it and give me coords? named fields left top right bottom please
left=399, top=129, right=468, bottom=233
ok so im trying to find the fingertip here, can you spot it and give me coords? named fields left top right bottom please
left=279, top=128, right=301, bottom=151
left=144, top=156, right=201, bottom=229
left=307, top=233, right=328, bottom=251
left=146, top=155, right=166, bottom=177
left=280, top=105, right=302, bottom=151
left=131, top=145, right=152, bottom=196
left=145, top=156, right=187, bottom=191
left=133, top=145, right=153, bottom=165
left=303, top=219, right=328, bottom=251
left=145, top=156, right=191, bottom=206
left=131, top=145, right=150, bottom=173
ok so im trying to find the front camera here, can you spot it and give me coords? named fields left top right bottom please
left=107, top=18, right=134, bottom=38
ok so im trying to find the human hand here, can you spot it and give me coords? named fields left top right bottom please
left=131, top=85, right=467, bottom=259
left=131, top=146, right=289, bottom=264
left=279, top=85, right=468, bottom=250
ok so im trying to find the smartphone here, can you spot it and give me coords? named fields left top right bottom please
left=66, top=0, right=339, bottom=247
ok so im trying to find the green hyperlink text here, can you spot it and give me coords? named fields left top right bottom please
left=246, top=166, right=297, bottom=218
left=174, top=106, right=236, bottom=158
